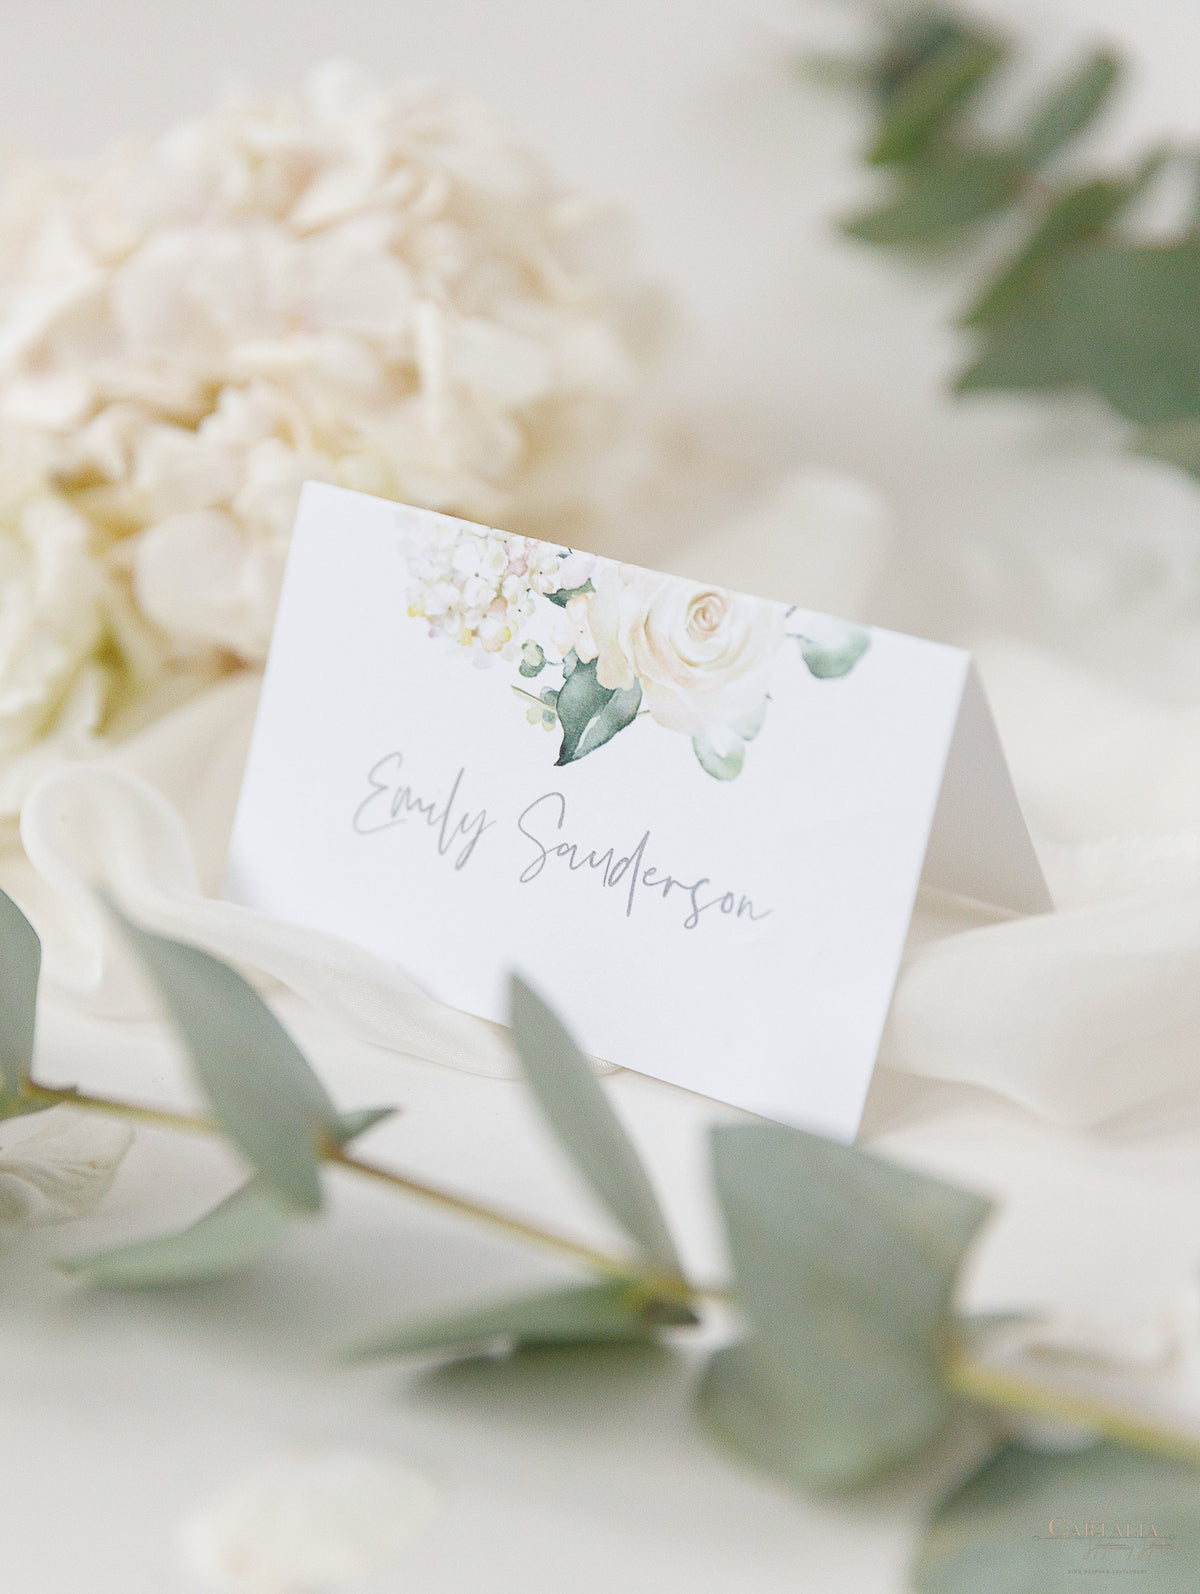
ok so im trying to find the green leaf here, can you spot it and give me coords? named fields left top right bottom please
left=693, top=729, right=745, bottom=781
left=957, top=274, right=1084, bottom=393
left=63, top=1178, right=294, bottom=1286
left=352, top=1279, right=696, bottom=1360
left=871, top=14, right=983, bottom=103
left=335, top=1105, right=398, bottom=1143
left=913, top=1441, right=1200, bottom=1593
left=965, top=158, right=1164, bottom=326
left=0, top=886, right=41, bottom=1098
left=844, top=150, right=1023, bottom=247
left=954, top=1310, right=1037, bottom=1353
left=961, top=240, right=1200, bottom=424
left=1053, top=241, right=1200, bottom=424
left=700, top=1123, right=991, bottom=1491
left=1017, top=49, right=1120, bottom=171
left=1134, top=416, right=1200, bottom=480
left=518, top=641, right=546, bottom=678
left=797, top=620, right=871, bottom=679
left=554, top=655, right=642, bottom=765
left=868, top=24, right=1009, bottom=166
left=509, top=976, right=682, bottom=1276
left=111, top=909, right=338, bottom=1213
left=545, top=579, right=595, bottom=608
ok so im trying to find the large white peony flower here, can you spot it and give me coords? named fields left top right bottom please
left=0, top=62, right=668, bottom=812
left=586, top=565, right=786, bottom=739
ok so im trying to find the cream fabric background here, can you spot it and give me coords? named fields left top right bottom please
left=2, top=1, right=1200, bottom=1589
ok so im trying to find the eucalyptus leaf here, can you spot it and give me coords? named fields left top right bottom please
left=545, top=579, right=595, bottom=608
left=1051, top=241, right=1200, bottom=424
left=956, top=274, right=1083, bottom=393
left=1017, top=49, right=1120, bottom=171
left=844, top=150, right=1022, bottom=247
left=353, top=1278, right=695, bottom=1360
left=913, top=1441, right=1200, bottom=1593
left=509, top=976, right=682, bottom=1276
left=871, top=14, right=984, bottom=104
left=112, top=909, right=338, bottom=1213
left=868, top=25, right=1008, bottom=166
left=335, top=1106, right=398, bottom=1143
left=700, top=1123, right=991, bottom=1491
left=1134, top=416, right=1200, bottom=481
left=693, top=729, right=745, bottom=781
left=518, top=641, right=546, bottom=678
left=62, top=1177, right=294, bottom=1286
left=0, top=886, right=41, bottom=1099
left=797, top=620, right=871, bottom=679
left=554, top=655, right=642, bottom=765
left=961, top=239, right=1200, bottom=423
left=964, top=159, right=1164, bottom=326
left=954, top=1311, right=1037, bottom=1353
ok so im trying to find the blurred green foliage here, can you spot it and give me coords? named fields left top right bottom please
left=837, top=6, right=1200, bottom=483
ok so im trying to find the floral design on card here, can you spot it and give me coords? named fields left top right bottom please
left=402, top=512, right=870, bottom=779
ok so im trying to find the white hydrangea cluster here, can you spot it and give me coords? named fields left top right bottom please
left=0, top=62, right=668, bottom=813
left=404, top=513, right=592, bottom=659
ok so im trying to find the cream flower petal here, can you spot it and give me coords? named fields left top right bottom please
left=0, top=62, right=667, bottom=811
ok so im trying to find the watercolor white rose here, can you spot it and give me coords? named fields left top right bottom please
left=0, top=62, right=668, bottom=814
left=404, top=516, right=870, bottom=780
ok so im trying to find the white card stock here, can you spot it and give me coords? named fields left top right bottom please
left=226, top=483, right=1050, bottom=1137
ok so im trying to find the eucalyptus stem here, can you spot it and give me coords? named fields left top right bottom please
left=23, top=1081, right=663, bottom=1284
left=946, top=1355, right=1200, bottom=1467
left=21, top=1082, right=216, bottom=1136
left=323, top=1145, right=647, bottom=1281
left=24, top=1080, right=1200, bottom=1462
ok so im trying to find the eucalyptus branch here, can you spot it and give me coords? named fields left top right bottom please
left=21, top=1079, right=685, bottom=1289
left=947, top=1354, right=1200, bottom=1468
left=24, top=1077, right=1200, bottom=1466
left=828, top=6, right=1200, bottom=485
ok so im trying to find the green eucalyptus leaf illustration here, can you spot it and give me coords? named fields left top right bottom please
left=554, top=656, right=642, bottom=765
left=518, top=641, right=546, bottom=678
left=110, top=907, right=339, bottom=1213
left=700, top=1123, right=991, bottom=1491
left=509, top=976, right=683, bottom=1275
left=693, top=728, right=746, bottom=781
left=352, top=1278, right=696, bottom=1360
left=797, top=619, right=871, bottom=679
left=1016, top=49, right=1120, bottom=171
left=63, top=1177, right=295, bottom=1287
left=913, top=1442, right=1200, bottom=1593
left=0, top=886, right=41, bottom=1100
left=733, top=698, right=768, bottom=743
left=545, top=579, right=595, bottom=608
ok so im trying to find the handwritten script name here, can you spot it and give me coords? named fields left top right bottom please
left=516, top=792, right=771, bottom=931
left=353, top=752, right=495, bottom=869
left=353, top=753, right=771, bottom=931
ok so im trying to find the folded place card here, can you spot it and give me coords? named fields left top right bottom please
left=226, top=482, right=1050, bottom=1139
